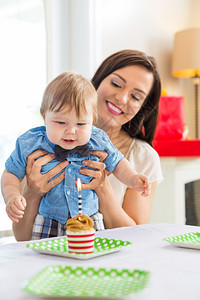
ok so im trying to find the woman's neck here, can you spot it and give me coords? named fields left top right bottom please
left=97, top=123, right=133, bottom=156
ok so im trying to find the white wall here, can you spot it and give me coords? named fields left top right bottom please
left=45, top=0, right=98, bottom=80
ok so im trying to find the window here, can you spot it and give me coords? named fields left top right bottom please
left=0, top=0, right=46, bottom=233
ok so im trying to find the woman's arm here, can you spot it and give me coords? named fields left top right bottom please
left=12, top=178, right=42, bottom=241
left=13, top=150, right=68, bottom=241
left=95, top=176, right=136, bottom=228
left=95, top=175, right=157, bottom=228
left=122, top=182, right=157, bottom=224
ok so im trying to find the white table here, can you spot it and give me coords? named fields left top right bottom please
left=1, top=223, right=200, bottom=300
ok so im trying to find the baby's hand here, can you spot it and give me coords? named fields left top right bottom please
left=131, top=174, right=151, bottom=197
left=6, top=195, right=26, bottom=223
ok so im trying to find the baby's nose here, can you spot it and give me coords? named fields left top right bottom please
left=65, top=124, right=76, bottom=134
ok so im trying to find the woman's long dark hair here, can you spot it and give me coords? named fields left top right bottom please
left=91, top=50, right=161, bottom=146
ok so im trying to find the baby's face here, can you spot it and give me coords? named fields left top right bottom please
left=44, top=105, right=93, bottom=149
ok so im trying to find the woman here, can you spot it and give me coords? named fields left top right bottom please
left=12, top=49, right=163, bottom=240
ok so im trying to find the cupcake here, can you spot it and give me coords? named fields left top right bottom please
left=66, top=214, right=95, bottom=254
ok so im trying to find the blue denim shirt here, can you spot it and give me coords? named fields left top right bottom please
left=5, top=126, right=124, bottom=224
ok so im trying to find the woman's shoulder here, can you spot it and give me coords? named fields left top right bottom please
left=127, top=138, right=160, bottom=161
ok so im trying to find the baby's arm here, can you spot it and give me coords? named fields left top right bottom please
left=1, top=169, right=26, bottom=223
left=112, top=158, right=151, bottom=196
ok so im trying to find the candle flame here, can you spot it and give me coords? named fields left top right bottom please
left=77, top=178, right=82, bottom=191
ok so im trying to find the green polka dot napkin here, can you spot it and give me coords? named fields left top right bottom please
left=26, top=237, right=133, bottom=259
left=23, top=265, right=150, bottom=297
left=164, top=232, right=200, bottom=249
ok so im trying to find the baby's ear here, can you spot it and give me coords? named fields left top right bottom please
left=42, top=113, right=46, bottom=122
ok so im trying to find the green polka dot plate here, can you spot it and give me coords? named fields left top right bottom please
left=26, top=237, right=133, bottom=259
left=23, top=265, right=150, bottom=298
left=163, top=232, right=200, bottom=249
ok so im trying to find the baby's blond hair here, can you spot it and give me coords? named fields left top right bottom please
left=40, top=71, right=98, bottom=123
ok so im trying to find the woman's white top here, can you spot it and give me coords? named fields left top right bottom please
left=108, top=138, right=163, bottom=206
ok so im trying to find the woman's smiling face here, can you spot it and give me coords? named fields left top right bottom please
left=96, top=65, right=154, bottom=130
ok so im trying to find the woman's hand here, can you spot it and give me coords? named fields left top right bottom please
left=79, top=150, right=108, bottom=190
left=25, top=150, right=68, bottom=196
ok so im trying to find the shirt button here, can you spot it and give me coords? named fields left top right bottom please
left=67, top=191, right=70, bottom=195
left=68, top=168, right=71, bottom=173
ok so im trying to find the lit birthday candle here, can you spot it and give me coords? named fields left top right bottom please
left=77, top=178, right=82, bottom=214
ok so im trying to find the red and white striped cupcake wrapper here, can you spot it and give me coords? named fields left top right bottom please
left=66, top=230, right=95, bottom=254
